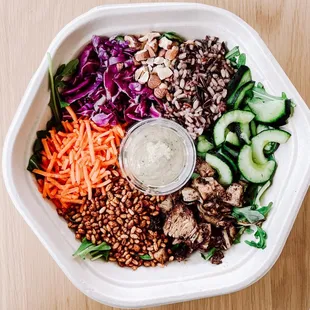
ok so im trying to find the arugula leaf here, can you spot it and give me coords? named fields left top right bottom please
left=55, top=64, right=66, bottom=76
left=232, top=206, right=265, bottom=224
left=245, top=227, right=267, bottom=249
left=257, top=202, right=273, bottom=217
left=115, top=35, right=125, bottom=42
left=233, top=227, right=245, bottom=244
left=245, top=227, right=254, bottom=234
left=27, top=154, right=41, bottom=172
left=47, top=53, right=61, bottom=124
left=73, top=238, right=93, bottom=258
left=73, top=239, right=111, bottom=260
left=60, top=101, right=70, bottom=108
left=238, top=53, right=246, bottom=67
left=140, top=254, right=152, bottom=260
left=61, top=59, right=79, bottom=77
left=191, top=173, right=200, bottom=180
left=162, top=32, right=185, bottom=43
left=225, top=46, right=240, bottom=60
left=257, top=82, right=265, bottom=89
left=201, top=248, right=217, bottom=261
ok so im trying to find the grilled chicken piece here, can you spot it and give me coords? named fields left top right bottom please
left=196, top=158, right=215, bottom=177
left=223, top=183, right=244, bottom=207
left=192, top=177, right=225, bottom=201
left=196, top=223, right=212, bottom=250
left=159, top=196, right=173, bottom=213
left=182, top=187, right=201, bottom=203
left=163, top=204, right=198, bottom=240
left=153, top=248, right=169, bottom=264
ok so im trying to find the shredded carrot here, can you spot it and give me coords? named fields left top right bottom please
left=65, top=106, right=78, bottom=122
left=33, top=118, right=125, bottom=210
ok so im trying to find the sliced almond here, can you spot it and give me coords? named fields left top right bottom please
left=146, top=58, right=155, bottom=66
left=158, top=37, right=173, bottom=50
left=155, top=67, right=173, bottom=80
left=134, top=49, right=150, bottom=62
left=147, top=73, right=161, bottom=89
left=138, top=71, right=150, bottom=84
left=159, top=83, right=168, bottom=89
left=139, top=32, right=160, bottom=42
left=134, top=66, right=147, bottom=81
left=148, top=39, right=158, bottom=53
left=124, top=35, right=141, bottom=49
left=164, top=59, right=171, bottom=67
left=154, top=87, right=167, bottom=99
left=154, top=57, right=165, bottom=65
left=147, top=46, right=156, bottom=58
left=165, top=46, right=179, bottom=60
left=158, top=49, right=166, bottom=57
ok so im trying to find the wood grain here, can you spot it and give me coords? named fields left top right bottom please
left=0, top=0, right=309, bottom=309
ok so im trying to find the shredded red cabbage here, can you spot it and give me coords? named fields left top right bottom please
left=61, top=35, right=162, bottom=126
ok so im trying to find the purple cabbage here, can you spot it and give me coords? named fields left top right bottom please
left=60, top=35, right=162, bottom=126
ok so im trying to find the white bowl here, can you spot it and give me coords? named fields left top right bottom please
left=3, top=3, right=310, bottom=308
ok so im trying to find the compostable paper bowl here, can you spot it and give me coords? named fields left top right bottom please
left=3, top=3, right=310, bottom=308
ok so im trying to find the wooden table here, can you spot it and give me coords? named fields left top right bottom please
left=0, top=0, right=309, bottom=309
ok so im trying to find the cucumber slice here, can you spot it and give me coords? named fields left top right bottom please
left=205, top=153, right=233, bottom=186
left=226, top=131, right=240, bottom=147
left=223, top=142, right=239, bottom=158
left=227, top=66, right=252, bottom=98
left=238, top=145, right=277, bottom=183
left=235, top=123, right=251, bottom=145
left=251, top=129, right=291, bottom=164
left=254, top=181, right=271, bottom=207
left=256, top=124, right=269, bottom=134
left=228, top=81, right=255, bottom=109
left=217, top=149, right=238, bottom=176
left=248, top=98, right=291, bottom=125
left=250, top=121, right=257, bottom=136
left=263, top=142, right=279, bottom=155
left=214, top=110, right=255, bottom=146
left=197, top=138, right=214, bottom=153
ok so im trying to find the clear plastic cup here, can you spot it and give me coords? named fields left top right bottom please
left=119, top=118, right=196, bottom=195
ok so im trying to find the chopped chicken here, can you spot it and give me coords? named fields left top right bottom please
left=192, top=177, right=226, bottom=201
left=196, top=158, right=215, bottom=177
left=159, top=196, right=173, bottom=212
left=153, top=248, right=169, bottom=264
left=223, top=183, right=244, bottom=207
left=163, top=204, right=198, bottom=240
left=196, top=223, right=212, bottom=250
left=181, top=187, right=201, bottom=203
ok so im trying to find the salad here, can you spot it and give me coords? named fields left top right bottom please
left=28, top=32, right=294, bottom=269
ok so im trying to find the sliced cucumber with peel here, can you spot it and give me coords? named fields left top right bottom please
left=235, top=123, right=251, bottom=145
left=197, top=137, right=214, bottom=153
left=225, top=131, right=240, bottom=147
left=251, top=129, right=291, bottom=164
left=205, top=153, right=233, bottom=186
left=238, top=145, right=277, bottom=183
left=214, top=110, right=255, bottom=146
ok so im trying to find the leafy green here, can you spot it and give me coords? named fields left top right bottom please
left=191, top=173, right=200, bottom=180
left=245, top=227, right=254, bottom=234
left=61, top=59, right=79, bottom=77
left=232, top=206, right=265, bottom=224
left=257, top=202, right=273, bottom=217
left=73, top=238, right=111, bottom=260
left=60, top=101, right=70, bottom=108
left=140, top=254, right=152, bottom=260
left=233, top=227, right=245, bottom=244
left=162, top=32, right=185, bottom=43
left=201, top=248, right=217, bottom=261
left=225, top=46, right=240, bottom=60
left=27, top=154, right=41, bottom=172
left=47, top=53, right=61, bottom=125
left=115, top=35, right=125, bottom=42
left=197, top=151, right=207, bottom=159
left=238, top=53, right=246, bottom=67
left=245, top=227, right=267, bottom=249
